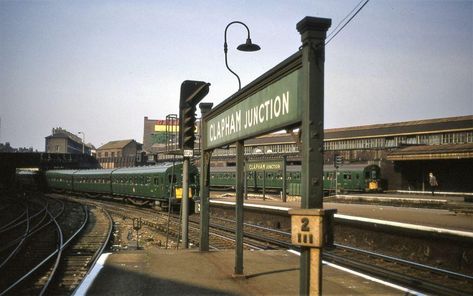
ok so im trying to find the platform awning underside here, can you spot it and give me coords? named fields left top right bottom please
left=387, top=143, right=473, bottom=161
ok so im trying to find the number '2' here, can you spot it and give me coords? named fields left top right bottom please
left=301, top=217, right=310, bottom=232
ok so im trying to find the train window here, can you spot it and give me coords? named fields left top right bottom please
left=168, top=175, right=177, bottom=183
left=356, top=174, right=359, bottom=180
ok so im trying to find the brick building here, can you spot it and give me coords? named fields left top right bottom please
left=45, top=127, right=92, bottom=155
left=96, top=139, right=143, bottom=168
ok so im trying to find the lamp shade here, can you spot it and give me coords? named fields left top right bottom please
left=237, top=38, right=261, bottom=52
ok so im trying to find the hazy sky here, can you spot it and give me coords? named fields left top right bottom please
left=1, top=0, right=472, bottom=151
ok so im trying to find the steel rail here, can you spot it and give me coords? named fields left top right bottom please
left=70, top=206, right=112, bottom=295
left=0, top=199, right=69, bottom=296
left=322, top=252, right=471, bottom=296
left=0, top=208, right=26, bottom=233
left=39, top=207, right=65, bottom=295
left=0, top=201, right=49, bottom=252
left=334, top=243, right=473, bottom=282
left=0, top=206, right=30, bottom=270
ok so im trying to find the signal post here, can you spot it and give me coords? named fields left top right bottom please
left=179, top=80, right=210, bottom=248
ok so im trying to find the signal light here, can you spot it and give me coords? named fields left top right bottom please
left=334, top=154, right=343, bottom=168
left=179, top=80, right=210, bottom=151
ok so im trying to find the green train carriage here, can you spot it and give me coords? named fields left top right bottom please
left=209, top=164, right=382, bottom=195
left=73, top=168, right=115, bottom=194
left=110, top=164, right=199, bottom=208
left=45, top=163, right=199, bottom=209
left=45, top=169, right=78, bottom=191
left=322, top=164, right=382, bottom=193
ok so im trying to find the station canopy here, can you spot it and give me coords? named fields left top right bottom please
left=387, top=143, right=473, bottom=161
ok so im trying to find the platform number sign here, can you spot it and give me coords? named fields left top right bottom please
left=290, top=209, right=323, bottom=248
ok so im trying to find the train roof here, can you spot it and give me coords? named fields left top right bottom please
left=46, top=169, right=78, bottom=175
left=73, top=168, right=116, bottom=175
left=111, top=163, right=180, bottom=175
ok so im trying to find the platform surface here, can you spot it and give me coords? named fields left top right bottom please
left=85, top=249, right=404, bottom=296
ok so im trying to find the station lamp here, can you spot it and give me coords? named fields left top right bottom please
left=224, top=21, right=261, bottom=90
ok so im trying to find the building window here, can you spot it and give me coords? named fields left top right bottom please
left=105, top=152, right=109, bottom=157
left=111, top=152, right=115, bottom=157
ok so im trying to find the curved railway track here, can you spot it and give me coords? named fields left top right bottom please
left=0, top=192, right=112, bottom=296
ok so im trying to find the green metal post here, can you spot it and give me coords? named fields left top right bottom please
left=244, top=164, right=248, bottom=200
left=199, top=150, right=211, bottom=251
left=234, top=140, right=245, bottom=276
left=262, top=171, right=266, bottom=201
left=182, top=157, right=189, bottom=248
left=282, top=155, right=287, bottom=202
left=297, top=17, right=331, bottom=296
left=199, top=102, right=213, bottom=252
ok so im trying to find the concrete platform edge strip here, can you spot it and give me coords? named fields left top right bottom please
left=335, top=194, right=448, bottom=203
left=336, top=214, right=473, bottom=238
left=211, top=199, right=291, bottom=211
left=72, top=252, right=111, bottom=296
left=397, top=190, right=473, bottom=196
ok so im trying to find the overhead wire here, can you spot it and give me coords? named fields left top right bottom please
left=327, top=0, right=366, bottom=40
left=325, top=0, right=370, bottom=46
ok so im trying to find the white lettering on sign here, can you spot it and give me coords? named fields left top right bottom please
left=243, top=92, right=289, bottom=129
left=208, top=91, right=290, bottom=144
left=209, top=110, right=241, bottom=142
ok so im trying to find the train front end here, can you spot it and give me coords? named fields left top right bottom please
left=364, top=165, right=382, bottom=192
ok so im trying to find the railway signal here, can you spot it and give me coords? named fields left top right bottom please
left=179, top=80, right=211, bottom=151
left=334, top=154, right=343, bottom=168
left=179, top=80, right=210, bottom=249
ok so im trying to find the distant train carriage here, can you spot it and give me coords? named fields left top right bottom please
left=45, top=169, right=77, bottom=191
left=73, top=169, right=115, bottom=194
left=323, top=164, right=382, bottom=193
left=210, top=166, right=301, bottom=194
left=111, top=164, right=199, bottom=208
left=209, top=163, right=383, bottom=195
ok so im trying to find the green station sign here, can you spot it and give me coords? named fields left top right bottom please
left=205, top=68, right=301, bottom=149
left=246, top=160, right=283, bottom=171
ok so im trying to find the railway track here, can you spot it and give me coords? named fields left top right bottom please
left=44, top=206, right=113, bottom=295
left=46, top=193, right=473, bottom=295
left=205, top=215, right=473, bottom=295
left=0, top=192, right=112, bottom=296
